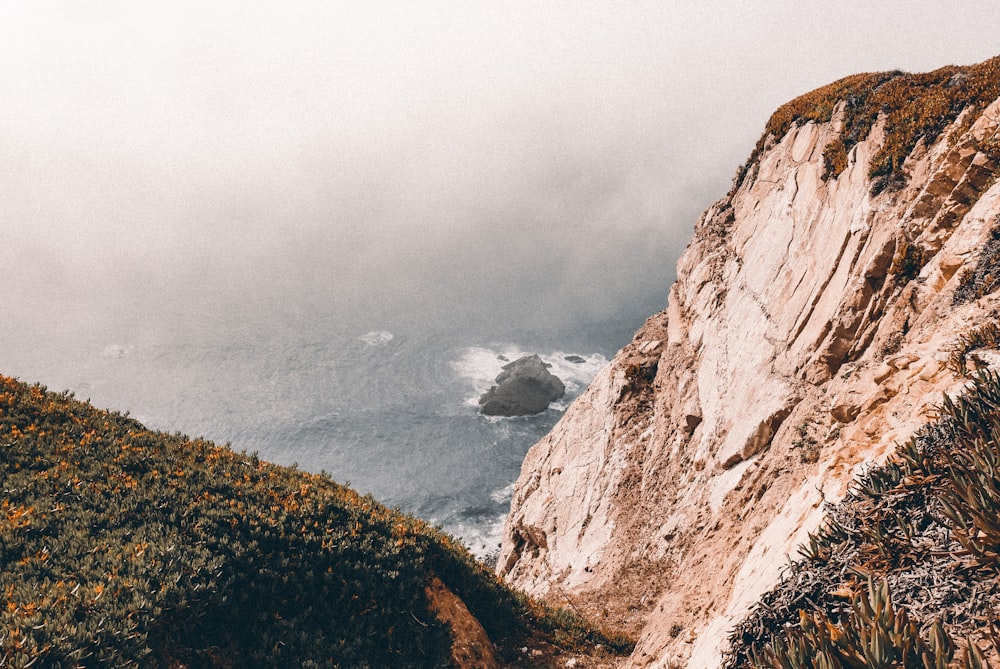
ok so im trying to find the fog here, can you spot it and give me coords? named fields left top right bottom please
left=4, top=2, right=1000, bottom=349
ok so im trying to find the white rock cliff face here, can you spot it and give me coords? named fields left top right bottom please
left=499, top=88, right=1000, bottom=667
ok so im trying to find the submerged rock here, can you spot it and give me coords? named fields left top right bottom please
left=479, top=355, right=565, bottom=416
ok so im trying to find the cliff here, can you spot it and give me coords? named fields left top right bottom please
left=499, top=57, right=1000, bottom=668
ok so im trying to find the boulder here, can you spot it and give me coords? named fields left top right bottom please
left=478, top=355, right=565, bottom=416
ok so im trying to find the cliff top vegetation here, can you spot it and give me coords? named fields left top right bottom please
left=0, top=375, right=631, bottom=668
left=735, top=55, right=1000, bottom=193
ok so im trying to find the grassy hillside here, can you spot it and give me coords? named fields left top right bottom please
left=0, top=375, right=631, bottom=668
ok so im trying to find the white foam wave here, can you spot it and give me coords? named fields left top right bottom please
left=101, top=343, right=129, bottom=358
left=358, top=330, right=394, bottom=346
left=544, top=351, right=609, bottom=400
left=450, top=344, right=608, bottom=408
left=451, top=481, right=525, bottom=559
left=444, top=512, right=508, bottom=561
left=490, top=482, right=516, bottom=504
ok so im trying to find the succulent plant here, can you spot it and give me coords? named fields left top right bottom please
left=947, top=320, right=1000, bottom=376
left=730, top=370, right=1000, bottom=669
left=932, top=371, right=1000, bottom=565
left=750, top=578, right=965, bottom=669
left=954, top=223, right=1000, bottom=306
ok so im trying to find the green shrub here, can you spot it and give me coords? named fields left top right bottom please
left=976, top=134, right=1000, bottom=163
left=822, top=138, right=850, bottom=180
left=946, top=320, right=1000, bottom=376
left=889, top=239, right=926, bottom=283
left=792, top=422, right=821, bottom=464
left=954, top=219, right=1000, bottom=305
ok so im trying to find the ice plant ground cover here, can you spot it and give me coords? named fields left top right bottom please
left=727, top=370, right=1000, bottom=669
left=0, top=375, right=631, bottom=668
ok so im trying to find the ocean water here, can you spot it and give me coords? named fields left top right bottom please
left=6, top=313, right=641, bottom=559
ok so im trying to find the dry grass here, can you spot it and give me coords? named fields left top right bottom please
left=734, top=56, right=1000, bottom=194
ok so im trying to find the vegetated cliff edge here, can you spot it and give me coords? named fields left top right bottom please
left=499, top=56, right=1000, bottom=668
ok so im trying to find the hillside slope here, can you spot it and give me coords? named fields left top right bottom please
left=499, top=56, right=1000, bottom=668
left=0, top=375, right=630, bottom=668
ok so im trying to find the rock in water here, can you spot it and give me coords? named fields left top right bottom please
left=478, top=355, right=565, bottom=416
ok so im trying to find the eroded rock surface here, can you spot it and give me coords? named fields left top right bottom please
left=499, top=73, right=1000, bottom=668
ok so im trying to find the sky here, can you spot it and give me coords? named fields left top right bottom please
left=3, top=1, right=1000, bottom=346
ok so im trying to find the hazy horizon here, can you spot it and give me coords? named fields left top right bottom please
left=5, top=2, right=1000, bottom=365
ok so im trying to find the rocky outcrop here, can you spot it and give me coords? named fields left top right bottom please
left=499, top=59, right=1000, bottom=668
left=479, top=354, right=565, bottom=416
